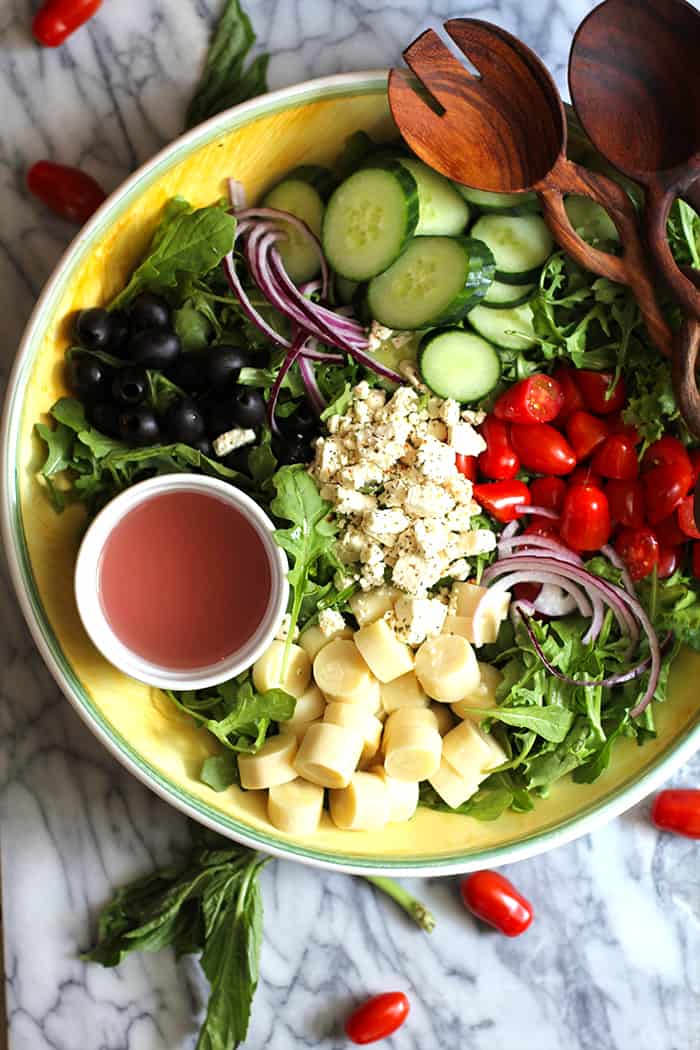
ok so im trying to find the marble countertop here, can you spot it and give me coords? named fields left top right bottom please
left=1, top=2, right=699, bottom=1048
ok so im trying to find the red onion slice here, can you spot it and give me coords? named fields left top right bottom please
left=236, top=205, right=330, bottom=299
left=497, top=534, right=583, bottom=565
left=267, top=330, right=308, bottom=434
left=222, top=249, right=292, bottom=349
left=600, top=543, right=636, bottom=596
left=298, top=355, right=326, bottom=415
left=516, top=504, right=561, bottom=520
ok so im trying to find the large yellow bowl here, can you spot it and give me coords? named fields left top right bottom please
left=3, top=72, right=699, bottom=875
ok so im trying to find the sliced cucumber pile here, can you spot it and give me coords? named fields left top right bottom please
left=366, top=235, right=495, bottom=330
left=468, top=302, right=538, bottom=351
left=564, top=194, right=619, bottom=244
left=262, top=173, right=330, bottom=283
left=454, top=186, right=540, bottom=215
left=482, top=278, right=536, bottom=309
left=397, top=157, right=470, bottom=236
left=418, top=328, right=501, bottom=401
left=470, top=213, right=553, bottom=284
left=322, top=164, right=419, bottom=281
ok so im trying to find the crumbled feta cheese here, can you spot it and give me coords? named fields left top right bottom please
left=461, top=408, right=486, bottom=426
left=416, top=435, right=457, bottom=481
left=366, top=389, right=386, bottom=413
left=275, top=613, right=299, bottom=642
left=334, top=488, right=378, bottom=515
left=391, top=595, right=448, bottom=646
left=362, top=508, right=410, bottom=543
left=212, top=427, right=256, bottom=457
left=439, top=399, right=461, bottom=427
left=391, top=553, right=436, bottom=596
left=414, top=519, right=451, bottom=559
left=426, top=420, right=448, bottom=441
left=404, top=481, right=455, bottom=519
left=458, top=529, right=498, bottom=556
left=447, top=421, right=487, bottom=457
left=318, top=608, right=346, bottom=637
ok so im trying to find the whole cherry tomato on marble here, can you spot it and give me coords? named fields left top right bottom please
left=345, top=992, right=410, bottom=1044
left=33, top=0, right=103, bottom=47
left=460, top=870, right=533, bottom=937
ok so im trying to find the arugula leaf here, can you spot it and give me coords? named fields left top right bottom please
left=186, top=0, right=270, bottom=130
left=111, top=202, right=236, bottom=309
left=174, top=303, right=212, bottom=351
left=201, top=754, right=240, bottom=792
left=639, top=570, right=700, bottom=650
left=471, top=705, right=574, bottom=742
left=83, top=835, right=267, bottom=1050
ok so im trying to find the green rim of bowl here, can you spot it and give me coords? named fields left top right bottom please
left=3, top=72, right=700, bottom=876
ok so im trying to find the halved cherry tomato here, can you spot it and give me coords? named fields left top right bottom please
left=551, top=365, right=585, bottom=423
left=456, top=453, right=478, bottom=481
left=460, top=871, right=533, bottom=937
left=642, top=463, right=692, bottom=524
left=642, top=435, right=691, bottom=473
left=568, top=465, right=602, bottom=488
left=693, top=542, right=700, bottom=578
left=651, top=789, right=700, bottom=839
left=608, top=415, right=641, bottom=444
left=614, top=526, right=659, bottom=581
left=509, top=424, right=576, bottom=476
left=575, top=370, right=626, bottom=415
left=560, top=484, right=611, bottom=551
left=33, top=0, right=103, bottom=47
left=677, top=496, right=700, bottom=539
left=493, top=374, right=564, bottom=424
left=565, top=411, right=609, bottom=460
left=473, top=480, right=530, bottom=523
left=27, top=160, right=106, bottom=223
left=478, top=417, right=519, bottom=480
left=654, top=513, right=687, bottom=548
left=529, top=476, right=566, bottom=514
left=605, top=479, right=645, bottom=528
left=690, top=449, right=700, bottom=487
left=657, top=546, right=681, bottom=579
left=345, top=992, right=410, bottom=1044
left=591, top=434, right=639, bottom=480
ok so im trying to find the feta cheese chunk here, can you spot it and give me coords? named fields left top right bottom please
left=212, top=427, right=256, bottom=457
left=318, top=609, right=347, bottom=638
left=392, top=596, right=448, bottom=646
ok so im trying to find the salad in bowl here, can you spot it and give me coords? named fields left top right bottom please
left=24, top=96, right=700, bottom=849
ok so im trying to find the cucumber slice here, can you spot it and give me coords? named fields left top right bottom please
left=322, top=165, right=419, bottom=281
left=564, top=195, right=619, bottom=244
left=366, top=235, right=495, bottom=330
left=284, top=164, right=337, bottom=200
left=455, top=186, right=540, bottom=215
left=468, top=303, right=537, bottom=351
left=397, top=158, right=470, bottom=236
left=418, top=328, right=501, bottom=402
left=262, top=178, right=325, bottom=283
left=482, top=279, right=536, bottom=308
left=335, top=274, right=360, bottom=304
left=470, top=214, right=553, bottom=284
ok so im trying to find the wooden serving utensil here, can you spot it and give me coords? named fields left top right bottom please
left=387, top=18, right=673, bottom=358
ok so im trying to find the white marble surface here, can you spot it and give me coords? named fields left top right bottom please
left=1, top=2, right=700, bottom=1048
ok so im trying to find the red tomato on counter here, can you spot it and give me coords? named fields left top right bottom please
left=345, top=993, right=410, bottom=1044
left=652, top=790, right=700, bottom=839
left=460, top=871, right=533, bottom=937
left=33, top=0, right=103, bottom=47
left=27, top=160, right=106, bottom=223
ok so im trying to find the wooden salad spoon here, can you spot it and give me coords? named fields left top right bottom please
left=387, top=18, right=673, bottom=358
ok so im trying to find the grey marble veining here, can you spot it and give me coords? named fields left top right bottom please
left=1, top=2, right=699, bottom=1048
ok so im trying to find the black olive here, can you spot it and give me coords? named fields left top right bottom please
left=112, top=365, right=149, bottom=406
left=129, top=292, right=171, bottom=332
left=74, top=308, right=113, bottom=351
left=128, top=328, right=181, bottom=369
left=205, top=345, right=252, bottom=389
left=167, top=354, right=207, bottom=394
left=107, top=309, right=131, bottom=356
left=164, top=398, right=206, bottom=444
left=87, top=400, right=120, bottom=437
left=273, top=431, right=314, bottom=466
left=278, top=403, right=319, bottom=438
left=203, top=398, right=238, bottom=437
left=222, top=448, right=252, bottom=473
left=67, top=354, right=112, bottom=398
left=191, top=436, right=214, bottom=457
left=230, top=387, right=266, bottom=428
left=118, top=406, right=161, bottom=447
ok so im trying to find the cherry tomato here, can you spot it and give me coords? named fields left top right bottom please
left=690, top=449, right=700, bottom=487
left=565, top=411, right=609, bottom=460
left=608, top=415, right=641, bottom=444
left=478, top=417, right=519, bottom=480
left=657, top=545, right=681, bottom=579
left=529, top=476, right=566, bottom=514
left=33, top=0, right=103, bottom=46
left=514, top=581, right=541, bottom=603
left=473, top=480, right=531, bottom=522
left=456, top=453, right=478, bottom=481
left=614, top=526, right=659, bottom=581
left=551, top=365, right=585, bottom=423
left=575, top=369, right=626, bottom=415
left=642, top=435, right=691, bottom=473
left=693, top=542, right=700, bottom=579
left=560, top=484, right=611, bottom=551
left=493, top=374, right=564, bottom=424
left=605, top=479, right=645, bottom=528
left=677, top=495, right=700, bottom=539
left=524, top=521, right=560, bottom=541
left=27, top=160, right=106, bottom=224
left=651, top=789, right=700, bottom=839
left=345, top=993, right=410, bottom=1044
left=654, top=513, right=687, bottom=548
left=460, top=871, right=533, bottom=937
left=642, top=463, right=692, bottom=524
left=509, top=424, right=576, bottom=476
left=568, top=465, right=602, bottom=488
left=591, top=434, right=639, bottom=480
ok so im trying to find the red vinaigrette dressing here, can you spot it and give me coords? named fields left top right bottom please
left=98, top=491, right=272, bottom=670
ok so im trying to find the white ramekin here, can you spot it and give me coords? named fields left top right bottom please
left=74, top=473, right=289, bottom=690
